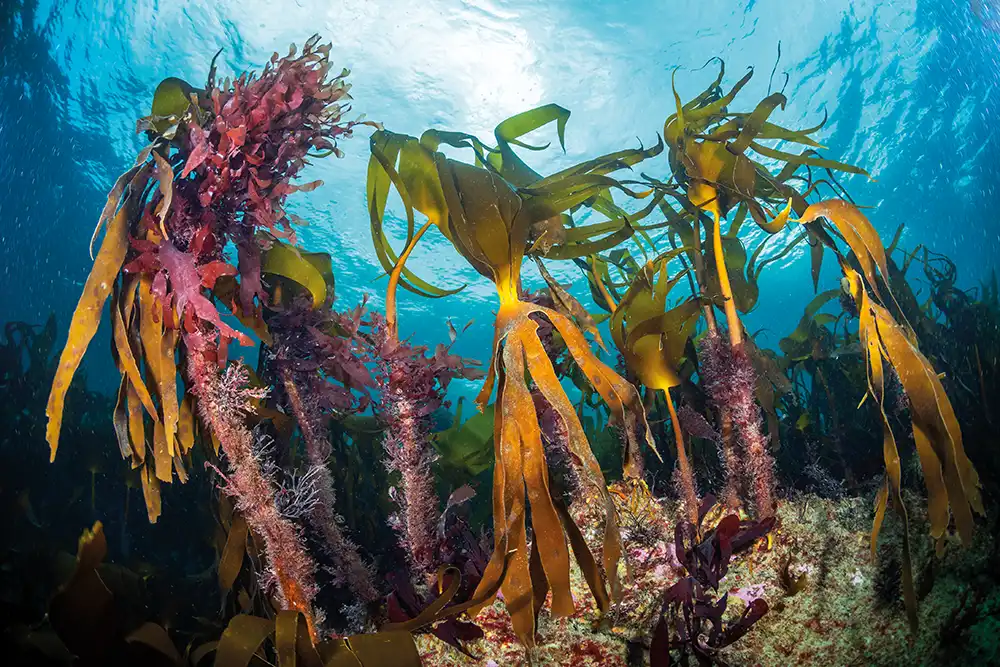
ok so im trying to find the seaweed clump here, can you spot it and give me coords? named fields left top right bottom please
left=28, top=34, right=996, bottom=667
left=45, top=36, right=374, bottom=640
left=366, top=113, right=664, bottom=645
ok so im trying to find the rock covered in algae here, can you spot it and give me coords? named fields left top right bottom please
left=414, top=493, right=998, bottom=666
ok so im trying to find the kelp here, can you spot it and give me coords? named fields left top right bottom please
left=609, top=257, right=701, bottom=522
left=262, top=239, right=332, bottom=309
left=366, top=109, right=664, bottom=646
left=432, top=398, right=495, bottom=477
left=533, top=256, right=606, bottom=348
left=658, top=62, right=867, bottom=305
left=609, top=255, right=699, bottom=392
left=43, top=522, right=188, bottom=665
left=633, top=61, right=876, bottom=521
left=46, top=166, right=151, bottom=462
left=650, top=61, right=868, bottom=339
left=830, top=201, right=984, bottom=628
left=218, top=512, right=249, bottom=594
left=38, top=33, right=994, bottom=661
left=779, top=289, right=841, bottom=361
left=663, top=60, right=867, bottom=224
left=798, top=199, right=895, bottom=303
left=366, top=104, right=663, bottom=322
left=48, top=522, right=116, bottom=660
left=802, top=202, right=983, bottom=539
left=847, top=267, right=984, bottom=541
left=209, top=561, right=510, bottom=667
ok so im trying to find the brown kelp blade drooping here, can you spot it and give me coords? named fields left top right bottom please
left=366, top=106, right=667, bottom=645
left=47, top=163, right=154, bottom=463
left=801, top=201, right=984, bottom=547
left=812, top=201, right=984, bottom=630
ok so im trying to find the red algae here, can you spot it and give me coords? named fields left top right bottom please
left=186, top=335, right=321, bottom=639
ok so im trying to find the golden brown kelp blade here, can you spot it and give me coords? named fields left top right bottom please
left=261, top=240, right=330, bottom=309
left=433, top=148, right=660, bottom=633
left=852, top=270, right=918, bottom=630
left=48, top=522, right=114, bottom=659
left=487, top=101, right=664, bottom=229
left=498, top=329, right=574, bottom=637
left=213, top=615, right=275, bottom=667
left=137, top=276, right=178, bottom=477
left=489, top=103, right=570, bottom=186
left=750, top=141, right=869, bottom=177
left=608, top=257, right=701, bottom=522
left=367, top=130, right=466, bottom=299
left=255, top=563, right=511, bottom=665
left=798, top=199, right=893, bottom=300
left=111, top=274, right=157, bottom=421
left=519, top=323, right=625, bottom=585
left=468, top=306, right=633, bottom=645
left=218, top=513, right=248, bottom=594
left=545, top=305, right=659, bottom=469
left=610, top=256, right=699, bottom=392
left=435, top=154, right=525, bottom=286
left=846, top=265, right=984, bottom=628
left=46, top=166, right=150, bottom=461
left=89, top=142, right=157, bottom=259
left=820, top=203, right=983, bottom=544
left=862, top=279, right=983, bottom=541
left=533, top=256, right=606, bottom=350
left=779, top=289, right=841, bottom=361
left=664, top=64, right=868, bottom=242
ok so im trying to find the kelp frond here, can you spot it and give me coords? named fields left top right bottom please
left=827, top=199, right=985, bottom=629
left=367, top=103, right=664, bottom=329
left=609, top=256, right=701, bottom=523
left=367, top=106, right=666, bottom=646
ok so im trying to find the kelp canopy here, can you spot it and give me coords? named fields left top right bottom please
left=366, top=59, right=984, bottom=637
left=40, top=36, right=987, bottom=665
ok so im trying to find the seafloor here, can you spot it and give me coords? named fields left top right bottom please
left=414, top=492, right=999, bottom=667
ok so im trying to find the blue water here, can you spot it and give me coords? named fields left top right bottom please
left=2, top=0, right=998, bottom=394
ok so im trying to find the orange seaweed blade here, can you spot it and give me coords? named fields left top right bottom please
left=46, top=204, right=132, bottom=461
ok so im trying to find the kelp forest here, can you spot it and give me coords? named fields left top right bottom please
left=3, top=36, right=1000, bottom=667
